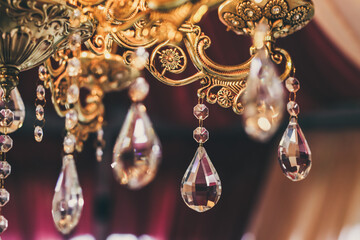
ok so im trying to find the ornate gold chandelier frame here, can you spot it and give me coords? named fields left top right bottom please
left=0, top=0, right=314, bottom=235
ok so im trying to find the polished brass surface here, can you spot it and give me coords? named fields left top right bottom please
left=219, top=0, right=314, bottom=38
left=0, top=0, right=95, bottom=99
left=45, top=50, right=139, bottom=149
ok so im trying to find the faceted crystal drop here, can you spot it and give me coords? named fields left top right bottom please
left=287, top=101, right=300, bottom=116
left=0, top=88, right=25, bottom=134
left=34, top=126, right=43, bottom=142
left=181, top=146, right=221, bottom=212
left=0, top=161, right=11, bottom=179
left=0, top=189, right=9, bottom=207
left=69, top=34, right=82, bottom=52
left=36, top=105, right=44, bottom=121
left=0, top=135, right=12, bottom=152
left=0, top=216, right=8, bottom=233
left=242, top=49, right=285, bottom=142
left=65, top=109, right=78, bottom=130
left=278, top=117, right=312, bottom=181
left=52, top=155, right=84, bottom=235
left=36, top=85, right=45, bottom=101
left=112, top=103, right=162, bottom=190
left=0, top=109, right=14, bottom=127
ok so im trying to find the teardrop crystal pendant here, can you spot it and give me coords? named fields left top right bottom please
left=112, top=103, right=162, bottom=190
left=52, top=155, right=84, bottom=235
left=0, top=87, right=25, bottom=134
left=278, top=117, right=312, bottom=181
left=242, top=49, right=285, bottom=142
left=181, top=146, right=222, bottom=212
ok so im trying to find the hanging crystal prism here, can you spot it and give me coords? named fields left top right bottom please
left=112, top=103, right=162, bottom=190
left=181, top=146, right=222, bottom=212
left=242, top=49, right=285, bottom=142
left=52, top=155, right=84, bottom=235
left=0, top=88, right=25, bottom=134
left=278, top=117, right=312, bottom=181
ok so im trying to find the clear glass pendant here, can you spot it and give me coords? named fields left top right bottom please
left=181, top=146, right=222, bottom=212
left=242, top=49, right=285, bottom=142
left=112, top=103, right=162, bottom=190
left=278, top=117, right=312, bottom=181
left=0, top=87, right=25, bottom=134
left=52, top=155, right=84, bottom=235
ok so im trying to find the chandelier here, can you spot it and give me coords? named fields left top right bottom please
left=0, top=0, right=314, bottom=236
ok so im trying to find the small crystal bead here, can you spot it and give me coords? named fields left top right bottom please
left=67, top=58, right=81, bottom=77
left=65, top=109, right=78, bottom=130
left=0, top=189, right=9, bottom=207
left=34, top=126, right=43, bottom=142
left=128, top=77, right=149, bottom=102
left=0, top=216, right=8, bottom=233
left=63, top=134, right=76, bottom=154
left=0, top=135, right=12, bottom=152
left=0, top=109, right=14, bottom=127
left=38, top=65, right=48, bottom=81
left=285, top=77, right=300, bottom=93
left=193, top=104, right=209, bottom=120
left=36, top=85, right=46, bottom=101
left=193, top=127, right=209, bottom=144
left=36, top=105, right=44, bottom=121
left=67, top=84, right=80, bottom=104
left=96, top=147, right=103, bottom=162
left=287, top=101, right=300, bottom=116
left=0, top=161, right=10, bottom=179
left=70, top=9, right=81, bottom=28
left=69, top=33, right=82, bottom=51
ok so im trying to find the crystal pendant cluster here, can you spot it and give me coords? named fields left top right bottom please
left=181, top=100, right=222, bottom=212
left=34, top=65, right=48, bottom=142
left=112, top=77, right=162, bottom=190
left=278, top=77, right=312, bottom=181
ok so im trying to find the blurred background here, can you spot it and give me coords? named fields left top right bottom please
left=2, top=0, right=360, bottom=239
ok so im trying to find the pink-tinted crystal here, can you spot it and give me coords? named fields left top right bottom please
left=193, top=127, right=209, bottom=144
left=181, top=146, right=221, bottom=212
left=278, top=117, right=312, bottom=181
left=193, top=104, right=209, bottom=120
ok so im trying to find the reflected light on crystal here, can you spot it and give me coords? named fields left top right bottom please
left=133, top=119, right=148, bottom=144
left=241, top=233, right=256, bottom=240
left=257, top=117, right=271, bottom=131
left=106, top=234, right=138, bottom=240
left=70, top=235, right=96, bottom=240
left=0, top=87, right=25, bottom=134
left=339, top=224, right=360, bottom=240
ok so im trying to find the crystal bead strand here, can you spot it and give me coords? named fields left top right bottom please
left=180, top=98, right=222, bottom=212
left=0, top=101, right=15, bottom=234
left=51, top=22, right=84, bottom=235
left=34, top=65, right=48, bottom=142
left=278, top=71, right=312, bottom=181
left=95, top=128, right=105, bottom=162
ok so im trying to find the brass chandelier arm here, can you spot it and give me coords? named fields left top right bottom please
left=181, top=24, right=253, bottom=81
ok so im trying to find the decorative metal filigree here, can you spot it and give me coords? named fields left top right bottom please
left=219, top=0, right=314, bottom=38
left=237, top=1, right=262, bottom=21
left=264, top=0, right=289, bottom=19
